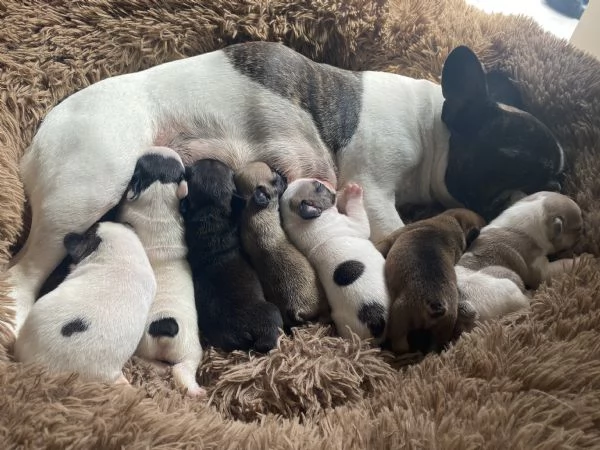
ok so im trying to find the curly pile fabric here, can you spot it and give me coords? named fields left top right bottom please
left=1, top=0, right=600, bottom=447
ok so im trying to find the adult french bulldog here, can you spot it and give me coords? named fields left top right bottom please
left=7, top=41, right=564, bottom=336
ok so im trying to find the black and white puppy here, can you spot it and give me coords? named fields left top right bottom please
left=14, top=222, right=156, bottom=384
left=8, top=42, right=564, bottom=336
left=181, top=159, right=283, bottom=353
left=118, top=146, right=205, bottom=397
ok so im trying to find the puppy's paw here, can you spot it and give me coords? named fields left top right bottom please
left=187, top=385, right=207, bottom=398
left=248, top=302, right=284, bottom=353
left=344, top=183, right=363, bottom=200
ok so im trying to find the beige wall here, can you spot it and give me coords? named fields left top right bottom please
left=570, top=1, right=600, bottom=60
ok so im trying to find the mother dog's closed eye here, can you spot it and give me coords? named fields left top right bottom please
left=182, top=159, right=283, bottom=353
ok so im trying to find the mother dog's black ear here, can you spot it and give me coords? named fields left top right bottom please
left=441, top=46, right=489, bottom=132
left=486, top=70, right=525, bottom=110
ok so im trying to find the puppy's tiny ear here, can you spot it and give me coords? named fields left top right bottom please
left=544, top=180, right=562, bottom=193
left=176, top=179, right=188, bottom=200
left=253, top=187, right=270, bottom=207
left=552, top=216, right=564, bottom=237
left=299, top=201, right=322, bottom=219
left=273, top=170, right=288, bottom=196
left=63, top=232, right=84, bottom=254
left=465, top=227, right=480, bottom=248
left=126, top=173, right=142, bottom=201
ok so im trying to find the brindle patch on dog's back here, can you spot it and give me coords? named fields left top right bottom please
left=224, top=42, right=362, bottom=153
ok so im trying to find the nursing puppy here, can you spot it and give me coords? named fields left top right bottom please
left=9, top=42, right=565, bottom=337
left=455, top=191, right=583, bottom=332
left=234, top=162, right=329, bottom=327
left=118, top=146, right=205, bottom=398
left=280, top=180, right=390, bottom=343
left=182, top=159, right=283, bottom=353
left=14, top=222, right=156, bottom=384
left=376, top=209, right=486, bottom=354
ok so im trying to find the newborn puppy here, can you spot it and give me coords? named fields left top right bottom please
left=280, top=180, right=390, bottom=343
left=118, top=146, right=205, bottom=397
left=234, top=162, right=329, bottom=327
left=182, top=159, right=283, bottom=353
left=376, top=208, right=486, bottom=354
left=455, top=191, right=583, bottom=332
left=14, top=222, right=156, bottom=384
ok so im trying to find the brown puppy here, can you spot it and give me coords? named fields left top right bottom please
left=376, top=208, right=486, bottom=354
left=234, top=162, right=329, bottom=327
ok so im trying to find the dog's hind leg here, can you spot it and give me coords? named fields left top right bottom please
left=6, top=109, right=152, bottom=337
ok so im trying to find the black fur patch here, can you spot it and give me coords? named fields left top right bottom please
left=128, top=153, right=185, bottom=199
left=63, top=223, right=102, bottom=265
left=333, top=260, right=365, bottom=286
left=224, top=41, right=362, bottom=153
left=61, top=318, right=89, bottom=337
left=148, top=317, right=179, bottom=338
left=357, top=302, right=386, bottom=338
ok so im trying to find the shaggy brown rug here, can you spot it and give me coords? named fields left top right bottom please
left=1, top=0, right=600, bottom=448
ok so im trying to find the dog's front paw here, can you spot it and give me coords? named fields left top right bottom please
left=344, top=183, right=363, bottom=200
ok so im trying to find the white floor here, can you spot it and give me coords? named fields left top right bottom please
left=466, top=0, right=580, bottom=40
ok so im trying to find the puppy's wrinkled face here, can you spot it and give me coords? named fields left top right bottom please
left=441, top=46, right=564, bottom=222
left=234, top=161, right=288, bottom=210
left=283, top=179, right=336, bottom=220
left=541, top=193, right=583, bottom=253
left=443, top=208, right=487, bottom=250
left=126, top=150, right=188, bottom=206
left=179, top=159, right=237, bottom=222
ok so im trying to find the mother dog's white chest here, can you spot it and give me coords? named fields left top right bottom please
left=337, top=71, right=450, bottom=206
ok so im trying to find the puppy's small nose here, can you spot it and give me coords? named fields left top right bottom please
left=429, top=302, right=446, bottom=318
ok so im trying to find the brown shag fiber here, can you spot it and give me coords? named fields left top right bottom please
left=1, top=0, right=600, bottom=448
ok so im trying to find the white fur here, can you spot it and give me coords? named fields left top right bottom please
left=118, top=147, right=204, bottom=397
left=8, top=45, right=452, bottom=336
left=456, top=192, right=581, bottom=324
left=14, top=222, right=156, bottom=384
left=280, top=180, right=390, bottom=343
left=455, top=266, right=530, bottom=322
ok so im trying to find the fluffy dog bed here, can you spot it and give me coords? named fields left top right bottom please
left=1, top=0, right=600, bottom=447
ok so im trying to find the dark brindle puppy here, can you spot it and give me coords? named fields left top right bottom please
left=234, top=162, right=330, bottom=328
left=181, top=159, right=283, bottom=353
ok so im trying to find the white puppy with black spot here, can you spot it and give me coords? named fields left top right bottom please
left=280, top=179, right=390, bottom=343
left=118, top=146, right=205, bottom=398
left=455, top=191, right=583, bottom=332
left=14, top=221, right=156, bottom=384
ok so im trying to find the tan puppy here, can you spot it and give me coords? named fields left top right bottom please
left=376, top=208, right=486, bottom=354
left=234, top=162, right=329, bottom=326
left=455, top=191, right=583, bottom=333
